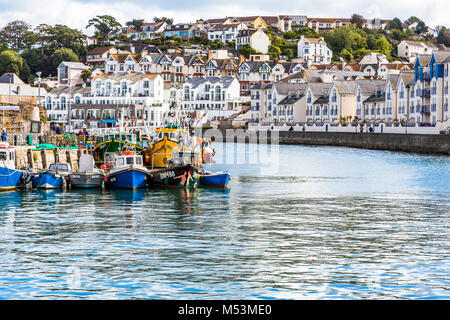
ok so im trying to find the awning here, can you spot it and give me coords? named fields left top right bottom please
left=101, top=119, right=116, bottom=123
left=0, top=106, right=20, bottom=111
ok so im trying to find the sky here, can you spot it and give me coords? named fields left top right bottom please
left=0, top=0, right=448, bottom=34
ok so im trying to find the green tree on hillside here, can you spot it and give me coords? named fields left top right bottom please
left=0, top=49, right=30, bottom=81
left=81, top=69, right=92, bottom=84
left=86, top=15, right=122, bottom=44
left=126, top=19, right=145, bottom=31
left=238, top=44, right=259, bottom=58
left=436, top=27, right=450, bottom=46
left=324, top=25, right=366, bottom=60
left=375, top=37, right=392, bottom=58
left=153, top=17, right=174, bottom=25
left=0, top=20, right=35, bottom=51
left=351, top=14, right=365, bottom=29
left=51, top=48, right=79, bottom=69
left=387, top=18, right=403, bottom=31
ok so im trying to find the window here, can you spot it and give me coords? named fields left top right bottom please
left=215, top=86, right=221, bottom=101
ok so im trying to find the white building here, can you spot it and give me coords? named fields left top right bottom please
left=235, top=28, right=271, bottom=54
left=44, top=73, right=166, bottom=128
left=207, top=23, right=247, bottom=43
left=181, top=77, right=242, bottom=124
left=397, top=40, right=438, bottom=62
left=297, top=36, right=332, bottom=64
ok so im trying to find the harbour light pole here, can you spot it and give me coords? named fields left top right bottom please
left=67, top=78, right=72, bottom=133
left=36, top=72, right=42, bottom=107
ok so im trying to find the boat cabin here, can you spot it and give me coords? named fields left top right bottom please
left=114, top=153, right=144, bottom=168
left=96, top=133, right=139, bottom=145
left=48, top=163, right=72, bottom=173
left=0, top=145, right=16, bottom=170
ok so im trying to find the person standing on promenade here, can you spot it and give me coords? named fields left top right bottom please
left=1, top=129, right=7, bottom=142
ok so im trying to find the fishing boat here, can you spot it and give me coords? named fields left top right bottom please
left=94, top=132, right=144, bottom=165
left=149, top=164, right=198, bottom=189
left=0, top=143, right=23, bottom=190
left=143, top=125, right=186, bottom=168
left=31, top=163, right=72, bottom=189
left=104, top=152, right=148, bottom=190
left=69, top=154, right=104, bottom=188
left=198, top=171, right=230, bottom=188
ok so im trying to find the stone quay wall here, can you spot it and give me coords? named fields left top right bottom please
left=204, top=129, right=450, bottom=155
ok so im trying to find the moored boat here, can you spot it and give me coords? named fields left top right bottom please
left=69, top=154, right=104, bottom=188
left=149, top=165, right=198, bottom=189
left=0, top=143, right=23, bottom=190
left=31, top=163, right=72, bottom=189
left=198, top=171, right=230, bottom=188
left=104, top=152, right=148, bottom=190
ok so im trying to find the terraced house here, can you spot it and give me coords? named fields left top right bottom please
left=207, top=23, right=247, bottom=43
left=44, top=73, right=165, bottom=129
left=355, top=79, right=386, bottom=120
left=163, top=24, right=196, bottom=40
left=181, top=77, right=242, bottom=124
left=429, top=51, right=450, bottom=123
left=395, top=71, right=415, bottom=121
left=411, top=54, right=432, bottom=123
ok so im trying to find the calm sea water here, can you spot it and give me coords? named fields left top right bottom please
left=0, top=143, right=449, bottom=299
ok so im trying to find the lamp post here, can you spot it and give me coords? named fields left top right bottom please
left=36, top=72, right=42, bottom=107
left=67, top=78, right=72, bottom=133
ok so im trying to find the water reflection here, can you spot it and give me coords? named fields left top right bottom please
left=0, top=144, right=448, bottom=299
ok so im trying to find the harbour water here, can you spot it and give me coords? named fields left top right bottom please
left=0, top=143, right=449, bottom=299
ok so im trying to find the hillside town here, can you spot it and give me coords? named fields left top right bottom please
left=1, top=14, right=450, bottom=135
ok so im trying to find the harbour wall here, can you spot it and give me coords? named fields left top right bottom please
left=203, top=129, right=450, bottom=155
left=15, top=147, right=84, bottom=171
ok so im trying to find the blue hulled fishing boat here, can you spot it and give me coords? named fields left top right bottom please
left=198, top=171, right=230, bottom=188
left=104, top=152, right=148, bottom=189
left=32, top=163, right=72, bottom=189
left=0, top=143, right=23, bottom=190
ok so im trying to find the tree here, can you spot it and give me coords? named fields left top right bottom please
left=324, top=25, right=366, bottom=58
left=0, top=20, right=35, bottom=51
left=404, top=16, right=422, bottom=25
left=0, top=42, right=8, bottom=53
left=126, top=19, right=144, bottom=31
left=436, top=27, right=450, bottom=46
left=387, top=18, right=403, bottom=31
left=238, top=44, right=258, bottom=58
left=0, top=50, right=30, bottom=81
left=366, top=34, right=377, bottom=50
left=375, top=36, right=392, bottom=57
left=47, top=25, right=86, bottom=56
left=340, top=48, right=353, bottom=61
left=51, top=48, right=79, bottom=69
left=153, top=17, right=174, bottom=25
left=351, top=14, right=365, bottom=28
left=415, top=21, right=428, bottom=35
left=86, top=15, right=122, bottom=44
left=81, top=69, right=92, bottom=83
left=21, top=48, right=45, bottom=75
left=268, top=45, right=281, bottom=59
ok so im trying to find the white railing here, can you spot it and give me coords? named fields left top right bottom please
left=248, top=122, right=449, bottom=135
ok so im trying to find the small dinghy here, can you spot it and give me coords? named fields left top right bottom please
left=198, top=171, right=230, bottom=188
left=69, top=154, right=104, bottom=188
